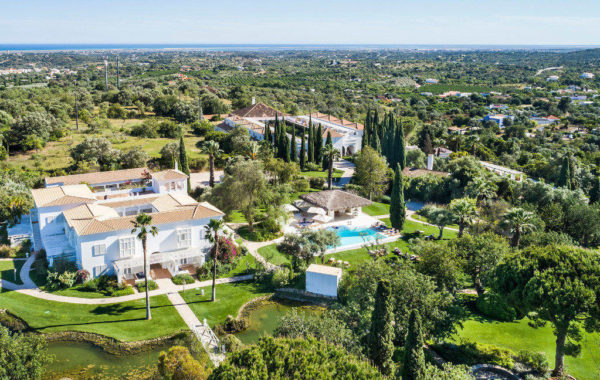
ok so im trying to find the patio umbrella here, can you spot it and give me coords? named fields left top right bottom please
left=282, top=204, right=298, bottom=213
left=307, top=206, right=327, bottom=215
left=312, top=214, right=333, bottom=223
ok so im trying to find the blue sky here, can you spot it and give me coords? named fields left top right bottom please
left=1, top=0, right=599, bottom=45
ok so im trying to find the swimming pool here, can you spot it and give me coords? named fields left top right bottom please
left=328, top=225, right=387, bottom=247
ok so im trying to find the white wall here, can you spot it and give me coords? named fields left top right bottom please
left=77, top=216, right=218, bottom=278
left=306, top=271, right=340, bottom=297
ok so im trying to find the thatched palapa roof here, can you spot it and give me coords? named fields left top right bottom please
left=299, top=190, right=372, bottom=212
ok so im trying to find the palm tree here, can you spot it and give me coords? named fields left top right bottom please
left=503, top=207, right=536, bottom=247
left=246, top=141, right=259, bottom=160
left=204, top=218, right=224, bottom=302
left=8, top=195, right=26, bottom=225
left=449, top=198, right=477, bottom=238
left=200, top=141, right=222, bottom=187
left=131, top=213, right=158, bottom=320
left=321, top=144, right=341, bottom=190
left=465, top=177, right=497, bottom=205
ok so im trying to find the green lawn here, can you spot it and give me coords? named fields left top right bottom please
left=257, top=244, right=292, bottom=266
left=180, top=281, right=272, bottom=327
left=257, top=219, right=456, bottom=268
left=412, top=214, right=459, bottom=229
left=29, top=269, right=119, bottom=299
left=301, top=169, right=343, bottom=179
left=221, top=254, right=261, bottom=278
left=0, top=259, right=24, bottom=285
left=362, top=202, right=390, bottom=216
left=0, top=290, right=187, bottom=341
left=454, top=314, right=600, bottom=380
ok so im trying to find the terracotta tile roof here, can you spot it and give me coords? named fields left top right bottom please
left=75, top=204, right=224, bottom=236
left=151, top=193, right=196, bottom=212
left=310, top=112, right=364, bottom=131
left=101, top=196, right=160, bottom=209
left=322, top=128, right=345, bottom=138
left=231, top=102, right=283, bottom=118
left=45, top=168, right=152, bottom=186
left=402, top=167, right=449, bottom=178
left=215, top=121, right=235, bottom=133
left=151, top=169, right=188, bottom=181
left=31, top=185, right=96, bottom=208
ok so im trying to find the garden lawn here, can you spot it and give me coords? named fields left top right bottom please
left=221, top=254, right=261, bottom=278
left=381, top=218, right=458, bottom=239
left=454, top=314, right=600, bottom=380
left=29, top=269, right=116, bottom=299
left=301, top=169, right=343, bottom=179
left=0, top=290, right=187, bottom=341
left=412, top=214, right=459, bottom=229
left=257, top=244, right=292, bottom=266
left=362, top=202, right=390, bottom=216
left=0, top=259, right=24, bottom=285
left=180, top=281, right=272, bottom=327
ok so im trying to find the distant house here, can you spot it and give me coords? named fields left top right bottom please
left=547, top=75, right=559, bottom=82
left=484, top=114, right=514, bottom=128
left=425, top=78, right=439, bottom=84
left=306, top=264, right=342, bottom=298
left=480, top=161, right=524, bottom=182
left=530, top=115, right=560, bottom=126
left=296, top=112, right=364, bottom=155
left=581, top=73, right=595, bottom=79
left=488, top=104, right=508, bottom=110
left=448, top=126, right=466, bottom=135
left=435, top=147, right=453, bottom=158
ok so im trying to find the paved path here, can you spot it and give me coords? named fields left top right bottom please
left=2, top=254, right=254, bottom=305
left=373, top=212, right=459, bottom=232
left=334, top=159, right=355, bottom=186
left=190, top=170, right=224, bottom=189
left=242, top=237, right=283, bottom=271
left=167, top=291, right=225, bottom=365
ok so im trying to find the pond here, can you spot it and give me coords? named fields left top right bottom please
left=234, top=300, right=324, bottom=344
left=44, top=341, right=166, bottom=379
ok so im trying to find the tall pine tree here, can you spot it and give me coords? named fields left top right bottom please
left=390, top=164, right=406, bottom=230
left=315, top=124, right=323, bottom=165
left=308, top=122, right=314, bottom=163
left=402, top=310, right=425, bottom=380
left=395, top=120, right=406, bottom=169
left=179, top=136, right=191, bottom=192
left=591, top=177, right=600, bottom=204
left=558, top=154, right=571, bottom=190
left=368, top=280, right=395, bottom=376
left=299, top=129, right=306, bottom=169
left=322, top=130, right=333, bottom=171
left=290, top=126, right=297, bottom=162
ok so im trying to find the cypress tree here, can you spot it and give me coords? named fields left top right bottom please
left=396, top=121, right=406, bottom=169
left=390, top=164, right=406, bottom=230
left=558, top=155, right=571, bottom=190
left=278, top=128, right=287, bottom=160
left=283, top=135, right=291, bottom=162
left=299, top=129, right=306, bottom=169
left=373, top=133, right=382, bottom=154
left=315, top=124, right=323, bottom=165
left=402, top=310, right=426, bottom=380
left=591, top=177, right=600, bottom=204
left=290, top=126, right=297, bottom=162
left=264, top=120, right=271, bottom=145
left=308, top=122, right=314, bottom=163
left=368, top=280, right=395, bottom=376
left=322, top=130, right=333, bottom=171
left=362, top=110, right=370, bottom=148
left=179, top=136, right=191, bottom=192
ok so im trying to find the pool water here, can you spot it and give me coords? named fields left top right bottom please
left=328, top=225, right=386, bottom=247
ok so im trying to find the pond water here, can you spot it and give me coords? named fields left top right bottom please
left=44, top=341, right=166, bottom=380
left=235, top=300, right=323, bottom=344
left=43, top=300, right=322, bottom=378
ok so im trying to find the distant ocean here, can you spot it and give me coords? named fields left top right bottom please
left=1, top=44, right=598, bottom=52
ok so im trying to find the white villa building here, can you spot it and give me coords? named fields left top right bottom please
left=30, top=167, right=224, bottom=283
left=297, top=112, right=364, bottom=156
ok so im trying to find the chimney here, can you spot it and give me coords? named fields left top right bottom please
left=251, top=97, right=256, bottom=105
left=427, top=154, right=434, bottom=171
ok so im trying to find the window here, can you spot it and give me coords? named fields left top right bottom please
left=180, top=258, right=188, bottom=265
left=92, top=244, right=106, bottom=257
left=93, top=265, right=107, bottom=277
left=177, top=228, right=191, bottom=249
left=119, top=237, right=135, bottom=258
left=124, top=267, right=132, bottom=275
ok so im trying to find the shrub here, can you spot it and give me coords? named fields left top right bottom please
left=214, top=315, right=248, bottom=335
left=271, top=268, right=290, bottom=288
left=75, top=269, right=90, bottom=284
left=222, top=334, right=243, bottom=352
left=80, top=279, right=98, bottom=292
left=304, top=162, right=321, bottom=171
left=516, top=350, right=549, bottom=376
left=130, top=120, right=158, bottom=138
left=0, top=244, right=13, bottom=258
left=308, top=177, right=325, bottom=189
left=157, top=121, right=182, bottom=138
left=172, top=273, right=195, bottom=285
left=189, top=157, right=208, bottom=171
left=51, top=259, right=77, bottom=274
left=476, top=292, right=517, bottom=322
left=58, top=271, right=76, bottom=288
left=110, top=285, right=135, bottom=297
left=191, top=120, right=214, bottom=136
left=433, top=339, right=515, bottom=369
left=137, top=280, right=158, bottom=292
left=292, top=178, right=310, bottom=193
left=97, top=275, right=118, bottom=292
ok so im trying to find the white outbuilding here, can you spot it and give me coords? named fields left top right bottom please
left=305, top=264, right=342, bottom=298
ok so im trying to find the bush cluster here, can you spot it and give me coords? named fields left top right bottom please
left=137, top=280, right=158, bottom=292
left=433, top=339, right=515, bottom=369
left=476, top=292, right=518, bottom=322
left=172, top=273, right=195, bottom=285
